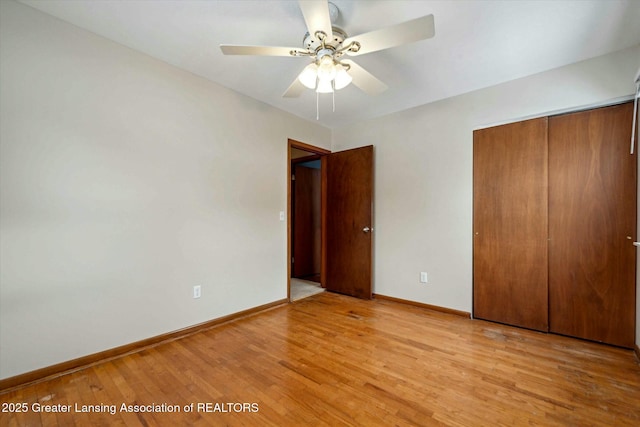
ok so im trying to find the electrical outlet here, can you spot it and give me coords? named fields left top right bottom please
left=420, top=272, right=428, bottom=283
left=193, top=285, right=201, bottom=299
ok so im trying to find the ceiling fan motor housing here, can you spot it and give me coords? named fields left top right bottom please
left=302, top=27, right=347, bottom=53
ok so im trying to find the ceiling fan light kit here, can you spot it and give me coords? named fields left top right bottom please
left=220, top=0, right=435, bottom=118
left=291, top=27, right=359, bottom=95
left=298, top=47, right=353, bottom=93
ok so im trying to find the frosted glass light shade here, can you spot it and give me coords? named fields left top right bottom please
left=316, top=56, right=337, bottom=82
left=316, top=79, right=334, bottom=93
left=334, top=65, right=352, bottom=90
left=298, top=63, right=318, bottom=89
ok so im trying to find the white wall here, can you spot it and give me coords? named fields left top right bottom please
left=0, top=0, right=330, bottom=379
left=332, top=45, right=640, bottom=321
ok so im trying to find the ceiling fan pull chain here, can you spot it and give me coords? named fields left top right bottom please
left=316, top=90, right=320, bottom=121
left=332, top=82, right=336, bottom=112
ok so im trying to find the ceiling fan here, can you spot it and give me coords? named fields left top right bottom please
left=220, top=0, right=435, bottom=100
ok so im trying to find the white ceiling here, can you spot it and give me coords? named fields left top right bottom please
left=19, top=0, right=640, bottom=129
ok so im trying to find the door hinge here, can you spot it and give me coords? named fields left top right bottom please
left=291, top=174, right=295, bottom=181
left=291, top=257, right=294, bottom=263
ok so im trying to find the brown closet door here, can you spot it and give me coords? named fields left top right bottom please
left=473, top=118, right=549, bottom=331
left=549, top=103, right=636, bottom=348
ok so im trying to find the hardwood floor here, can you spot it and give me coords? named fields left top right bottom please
left=2, top=292, right=639, bottom=426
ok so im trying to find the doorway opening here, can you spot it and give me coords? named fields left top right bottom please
left=288, top=139, right=330, bottom=301
left=288, top=140, right=375, bottom=301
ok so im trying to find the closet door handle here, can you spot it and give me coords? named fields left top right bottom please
left=363, top=227, right=371, bottom=233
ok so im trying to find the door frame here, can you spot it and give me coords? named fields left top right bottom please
left=287, top=139, right=331, bottom=301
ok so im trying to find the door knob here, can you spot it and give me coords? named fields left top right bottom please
left=363, top=227, right=371, bottom=233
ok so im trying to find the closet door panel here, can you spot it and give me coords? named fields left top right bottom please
left=473, top=118, right=549, bottom=331
left=548, top=103, right=636, bottom=348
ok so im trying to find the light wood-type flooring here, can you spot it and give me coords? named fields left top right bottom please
left=2, top=292, right=639, bottom=426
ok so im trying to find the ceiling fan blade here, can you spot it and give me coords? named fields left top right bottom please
left=283, top=76, right=306, bottom=98
left=298, top=0, right=333, bottom=41
left=344, top=14, right=435, bottom=56
left=220, top=45, right=298, bottom=56
left=342, top=60, right=388, bottom=96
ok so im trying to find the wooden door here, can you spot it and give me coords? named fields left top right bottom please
left=548, top=103, right=636, bottom=348
left=292, top=164, right=321, bottom=279
left=473, top=118, right=549, bottom=331
left=325, top=146, right=373, bottom=299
